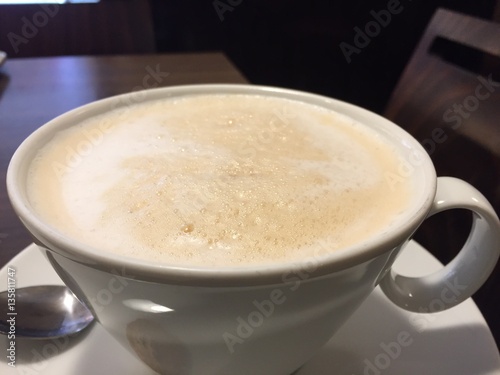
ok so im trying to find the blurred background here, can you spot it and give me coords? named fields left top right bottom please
left=1, top=0, right=498, bottom=111
left=0, top=0, right=499, bottom=347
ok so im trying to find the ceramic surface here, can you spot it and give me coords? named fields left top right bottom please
left=1, top=243, right=499, bottom=374
left=6, top=85, right=500, bottom=374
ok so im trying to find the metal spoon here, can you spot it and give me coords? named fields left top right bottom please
left=0, top=285, right=94, bottom=339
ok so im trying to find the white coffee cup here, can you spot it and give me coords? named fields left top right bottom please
left=7, top=85, right=500, bottom=375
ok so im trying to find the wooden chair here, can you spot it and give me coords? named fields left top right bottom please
left=0, top=0, right=156, bottom=57
left=384, top=7, right=500, bottom=343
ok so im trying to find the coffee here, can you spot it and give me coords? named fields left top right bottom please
left=27, top=94, right=411, bottom=267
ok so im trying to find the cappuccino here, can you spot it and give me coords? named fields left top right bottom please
left=27, top=94, right=411, bottom=266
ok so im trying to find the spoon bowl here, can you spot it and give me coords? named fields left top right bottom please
left=0, top=285, right=94, bottom=339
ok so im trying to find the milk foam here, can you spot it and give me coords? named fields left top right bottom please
left=27, top=94, right=411, bottom=267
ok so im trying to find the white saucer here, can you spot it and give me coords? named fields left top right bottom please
left=1, top=242, right=499, bottom=374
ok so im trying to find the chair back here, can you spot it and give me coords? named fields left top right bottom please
left=385, top=7, right=500, bottom=254
left=385, top=7, right=500, bottom=343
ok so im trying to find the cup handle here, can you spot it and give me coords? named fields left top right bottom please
left=380, top=176, right=500, bottom=312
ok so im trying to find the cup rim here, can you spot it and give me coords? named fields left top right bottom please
left=7, top=84, right=436, bottom=286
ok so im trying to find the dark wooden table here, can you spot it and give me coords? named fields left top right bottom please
left=0, top=52, right=498, bottom=349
